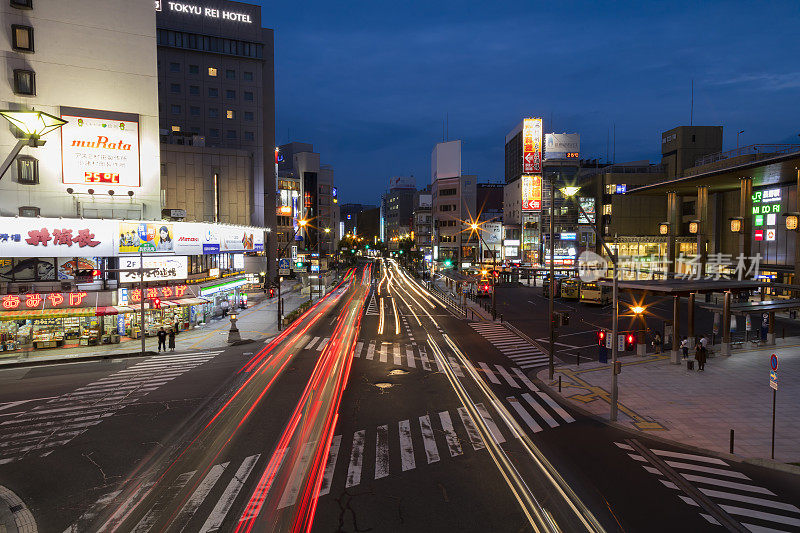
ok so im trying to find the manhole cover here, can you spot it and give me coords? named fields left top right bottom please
left=374, top=382, right=393, bottom=389
left=388, top=369, right=408, bottom=376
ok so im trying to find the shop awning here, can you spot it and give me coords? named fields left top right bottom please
left=95, top=305, right=138, bottom=316
left=171, top=298, right=211, bottom=306
left=0, top=308, right=97, bottom=320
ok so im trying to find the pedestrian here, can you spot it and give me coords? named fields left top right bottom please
left=653, top=332, right=662, bottom=354
left=696, top=343, right=707, bottom=371
left=700, top=334, right=709, bottom=351
left=174, top=320, right=180, bottom=335
left=157, top=327, right=167, bottom=352
left=168, top=328, right=176, bottom=352
left=221, top=299, right=229, bottom=317
left=680, top=336, right=689, bottom=359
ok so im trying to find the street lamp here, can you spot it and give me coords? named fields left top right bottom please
left=0, top=109, right=67, bottom=181
left=275, top=219, right=308, bottom=330
left=737, top=130, right=745, bottom=150
left=561, top=185, right=622, bottom=421
left=469, top=221, right=498, bottom=320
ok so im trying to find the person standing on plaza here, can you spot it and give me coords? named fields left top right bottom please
left=700, top=334, right=709, bottom=352
left=157, top=327, right=167, bottom=353
left=696, top=342, right=707, bottom=371
left=653, top=332, right=662, bottom=354
left=680, top=336, right=689, bottom=359
left=168, top=328, right=176, bottom=352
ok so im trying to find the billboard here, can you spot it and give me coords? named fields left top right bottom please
left=578, top=197, right=596, bottom=224
left=544, top=133, right=580, bottom=160
left=522, top=118, right=542, bottom=173
left=431, top=140, right=462, bottom=183
left=388, top=176, right=416, bottom=189
left=61, top=112, right=140, bottom=187
left=482, top=222, right=503, bottom=245
left=119, top=256, right=188, bottom=282
left=0, top=218, right=114, bottom=258
left=521, top=175, right=542, bottom=211
left=118, top=222, right=174, bottom=253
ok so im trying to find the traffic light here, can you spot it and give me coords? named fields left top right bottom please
left=597, top=330, right=606, bottom=346
left=269, top=287, right=275, bottom=298
left=625, top=333, right=636, bottom=351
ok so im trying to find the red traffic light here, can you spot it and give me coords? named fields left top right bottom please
left=269, top=288, right=275, bottom=297
left=597, top=330, right=605, bottom=346
left=92, top=269, right=101, bottom=277
left=625, top=334, right=636, bottom=350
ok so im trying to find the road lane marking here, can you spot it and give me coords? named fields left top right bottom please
left=495, top=365, right=519, bottom=388
left=522, top=393, right=558, bottom=428
left=375, top=425, right=389, bottom=479
left=345, top=430, right=365, bottom=488
left=419, top=415, right=440, bottom=464
left=393, top=343, right=402, bottom=365
left=366, top=341, right=375, bottom=360
left=507, top=396, right=542, bottom=433
left=475, top=403, right=505, bottom=444
left=132, top=471, right=196, bottom=532
left=398, top=419, right=416, bottom=471
left=478, top=362, right=501, bottom=384
left=317, top=435, right=342, bottom=497
left=305, top=337, right=320, bottom=350
left=277, top=440, right=317, bottom=509
left=511, top=367, right=539, bottom=391
left=406, top=347, right=416, bottom=368
left=354, top=342, right=364, bottom=358
left=418, top=346, right=431, bottom=371
left=651, top=449, right=728, bottom=465
left=457, top=407, right=485, bottom=450
left=199, top=454, right=260, bottom=533
left=438, top=411, right=463, bottom=457
left=174, top=462, right=229, bottom=530
left=535, top=392, right=575, bottom=423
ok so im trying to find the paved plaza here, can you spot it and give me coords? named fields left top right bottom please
left=538, top=339, right=800, bottom=464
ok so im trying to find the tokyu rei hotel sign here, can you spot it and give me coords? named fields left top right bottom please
left=156, top=1, right=253, bottom=23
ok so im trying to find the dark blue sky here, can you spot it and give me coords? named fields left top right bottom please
left=260, top=0, right=800, bottom=204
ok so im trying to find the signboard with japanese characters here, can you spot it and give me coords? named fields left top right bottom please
left=0, top=218, right=113, bottom=258
left=118, top=285, right=191, bottom=305
left=522, top=175, right=542, bottom=211
left=61, top=110, right=141, bottom=187
left=522, top=118, right=543, bottom=173
left=118, top=222, right=174, bottom=254
left=119, top=256, right=188, bottom=283
left=0, top=290, right=113, bottom=310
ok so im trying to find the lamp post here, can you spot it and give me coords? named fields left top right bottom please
left=562, top=186, right=622, bottom=421
left=737, top=130, right=745, bottom=150
left=0, top=110, right=67, bottom=180
left=470, top=223, right=497, bottom=320
left=276, top=219, right=307, bottom=330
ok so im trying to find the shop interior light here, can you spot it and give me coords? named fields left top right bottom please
left=658, top=222, right=670, bottom=235
left=783, top=212, right=800, bottom=231
left=729, top=217, right=744, bottom=233
left=688, top=220, right=700, bottom=234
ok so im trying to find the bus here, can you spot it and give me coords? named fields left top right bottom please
left=542, top=275, right=562, bottom=298
left=560, top=278, right=581, bottom=300
left=580, top=280, right=612, bottom=305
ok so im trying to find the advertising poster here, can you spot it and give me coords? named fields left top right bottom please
left=578, top=197, right=596, bottom=224
left=522, top=175, right=542, bottom=211
left=57, top=257, right=100, bottom=280
left=119, top=222, right=174, bottom=253
left=61, top=111, right=141, bottom=187
left=522, top=118, right=543, bottom=173
left=0, top=258, right=56, bottom=281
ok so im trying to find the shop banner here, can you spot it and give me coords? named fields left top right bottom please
left=119, top=256, right=188, bottom=282
left=0, top=218, right=114, bottom=258
left=0, top=290, right=113, bottom=310
left=118, top=284, right=191, bottom=305
left=118, top=222, right=174, bottom=253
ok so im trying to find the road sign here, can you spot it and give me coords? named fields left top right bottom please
left=770, top=371, right=778, bottom=390
left=605, top=331, right=612, bottom=349
left=617, top=334, right=625, bottom=352
left=770, top=353, right=778, bottom=371
left=278, top=258, right=291, bottom=270
left=291, top=246, right=297, bottom=260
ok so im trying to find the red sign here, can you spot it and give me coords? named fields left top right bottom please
left=755, top=230, right=763, bottom=241
left=24, top=227, right=101, bottom=248
left=126, top=285, right=188, bottom=304
left=522, top=118, right=542, bottom=174
left=522, top=175, right=542, bottom=211
left=1, top=291, right=88, bottom=310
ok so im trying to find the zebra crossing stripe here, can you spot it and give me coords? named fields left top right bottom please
left=535, top=392, right=575, bottom=423
left=173, top=462, right=229, bottom=530
left=398, top=420, right=416, bottom=471
left=507, top=396, right=543, bottom=433
left=447, top=356, right=465, bottom=377
left=664, top=461, right=749, bottom=480
left=393, top=343, right=402, bottom=365
left=494, top=365, right=519, bottom=388
left=511, top=367, right=538, bottom=391
left=375, top=425, right=390, bottom=479
left=354, top=342, right=364, bottom=358
left=418, top=347, right=431, bottom=371
left=522, top=393, right=558, bottom=428
left=277, top=440, right=317, bottom=509
left=345, top=430, right=366, bottom=488
left=478, top=362, right=501, bottom=384
left=379, top=344, right=388, bottom=363
left=651, top=449, right=728, bottom=466
left=317, top=338, right=329, bottom=352
left=305, top=337, right=319, bottom=350
left=132, top=470, right=196, bottom=532
left=406, top=347, right=416, bottom=368
left=63, top=490, right=122, bottom=532
left=418, top=415, right=440, bottom=464
left=475, top=403, right=505, bottom=444
left=199, top=454, right=260, bottom=533
left=457, top=407, right=485, bottom=451
left=366, top=341, right=375, bottom=360
left=317, top=435, right=342, bottom=497
left=438, top=411, right=463, bottom=457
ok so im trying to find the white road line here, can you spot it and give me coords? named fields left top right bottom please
left=447, top=356, right=465, bottom=377
left=522, top=393, right=559, bottom=428
left=354, top=342, right=364, bottom=358
left=495, top=365, right=519, bottom=388
left=418, top=346, right=431, bottom=371
left=535, top=392, right=575, bottom=423
left=511, top=367, right=538, bottom=391
left=199, top=454, right=260, bottom=533
left=475, top=403, right=505, bottom=444
left=741, top=523, right=792, bottom=533
left=62, top=490, right=122, bottom=532
left=393, top=343, right=402, bottom=365
left=375, top=425, right=390, bottom=479
left=419, top=415, right=440, bottom=464
left=457, top=407, right=485, bottom=450
left=478, top=362, right=501, bottom=384
left=345, top=430, right=366, bottom=488
left=317, top=338, right=329, bottom=351
left=406, top=347, right=416, bottom=368
left=699, top=488, right=800, bottom=513
left=665, top=460, right=749, bottom=479
left=174, top=462, right=229, bottom=531
left=438, top=411, right=463, bottom=456
left=651, top=448, right=728, bottom=466
left=507, top=396, right=542, bottom=433
left=277, top=440, right=317, bottom=509
left=366, top=341, right=375, bottom=361
left=614, top=442, right=634, bottom=451
left=398, top=419, right=416, bottom=471
left=681, top=474, right=776, bottom=495
left=719, top=504, right=800, bottom=528
left=132, top=471, right=196, bottom=532
left=317, top=435, right=342, bottom=497
left=305, top=337, right=320, bottom=350
left=379, top=344, right=388, bottom=363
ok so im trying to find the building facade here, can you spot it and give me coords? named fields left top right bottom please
left=383, top=176, right=416, bottom=246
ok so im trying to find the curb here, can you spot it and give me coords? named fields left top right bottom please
left=531, top=369, right=800, bottom=477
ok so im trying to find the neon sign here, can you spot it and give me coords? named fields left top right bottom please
left=1, top=292, right=88, bottom=310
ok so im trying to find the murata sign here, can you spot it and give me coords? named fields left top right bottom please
left=160, top=1, right=253, bottom=22
left=61, top=113, right=141, bottom=188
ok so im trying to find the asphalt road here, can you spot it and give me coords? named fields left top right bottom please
left=0, top=263, right=798, bottom=532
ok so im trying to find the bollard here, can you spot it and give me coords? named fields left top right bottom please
left=558, top=375, right=562, bottom=393
left=730, top=429, right=734, bottom=454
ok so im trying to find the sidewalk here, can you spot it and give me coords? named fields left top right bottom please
left=537, top=338, right=800, bottom=463
left=0, top=281, right=312, bottom=368
left=430, top=277, right=493, bottom=321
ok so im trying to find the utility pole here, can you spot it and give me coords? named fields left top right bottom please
left=548, top=177, right=556, bottom=381
left=139, top=251, right=145, bottom=356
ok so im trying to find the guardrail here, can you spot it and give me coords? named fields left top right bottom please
left=693, top=144, right=800, bottom=167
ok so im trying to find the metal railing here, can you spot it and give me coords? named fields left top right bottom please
left=693, top=144, right=800, bottom=168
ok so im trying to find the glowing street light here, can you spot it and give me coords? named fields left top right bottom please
left=630, top=305, right=645, bottom=315
left=560, top=186, right=581, bottom=197
left=0, top=109, right=68, bottom=182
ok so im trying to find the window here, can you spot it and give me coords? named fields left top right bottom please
left=226, top=130, right=237, bottom=139
left=244, top=111, right=254, bottom=121
left=226, top=89, right=236, bottom=99
left=208, top=67, right=217, bottom=76
left=10, top=0, right=34, bottom=8
left=19, top=206, right=39, bottom=217
left=170, top=83, right=181, bottom=93
left=243, top=131, right=254, bottom=141
left=209, top=128, right=220, bottom=137
left=440, top=188, right=457, bottom=196
left=226, top=69, right=236, bottom=79
left=189, top=85, right=199, bottom=95
left=170, top=104, right=181, bottom=114
left=208, top=108, right=218, bottom=118
left=191, top=126, right=200, bottom=134
left=169, top=62, right=180, bottom=72
left=12, top=25, right=34, bottom=52
left=16, top=156, right=37, bottom=184
left=244, top=91, right=254, bottom=101
left=243, top=71, right=253, bottom=81
left=190, top=106, right=200, bottom=116
left=189, top=64, right=199, bottom=74
left=171, top=125, right=181, bottom=132
left=603, top=204, right=612, bottom=215
left=13, top=69, right=35, bottom=95
left=226, top=110, right=235, bottom=119
left=208, top=87, right=218, bottom=97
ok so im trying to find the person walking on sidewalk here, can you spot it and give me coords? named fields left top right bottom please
left=653, top=332, right=662, bottom=354
left=168, top=328, right=176, bottom=352
left=680, top=336, right=689, bottom=359
left=157, top=327, right=167, bottom=352
left=700, top=334, right=709, bottom=352
left=696, top=343, right=707, bottom=371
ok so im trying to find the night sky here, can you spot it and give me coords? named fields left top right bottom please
left=260, top=0, right=800, bottom=204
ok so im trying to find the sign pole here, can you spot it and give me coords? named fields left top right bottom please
left=771, top=388, right=776, bottom=460
left=769, top=353, right=778, bottom=459
left=140, top=250, right=146, bottom=356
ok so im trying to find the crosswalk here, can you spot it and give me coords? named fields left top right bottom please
left=365, top=292, right=379, bottom=315
left=0, top=351, right=220, bottom=466
left=470, top=322, right=551, bottom=370
left=68, top=396, right=573, bottom=531
left=302, top=336, right=330, bottom=351
left=616, top=441, right=800, bottom=532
